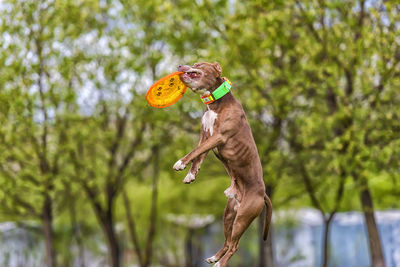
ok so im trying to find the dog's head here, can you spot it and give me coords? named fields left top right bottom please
left=178, top=62, right=223, bottom=95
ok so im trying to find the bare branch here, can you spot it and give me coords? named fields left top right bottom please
left=295, top=0, right=323, bottom=43
left=111, top=122, right=146, bottom=197
left=122, top=190, right=144, bottom=266
left=144, top=145, right=160, bottom=267
left=298, top=162, right=325, bottom=214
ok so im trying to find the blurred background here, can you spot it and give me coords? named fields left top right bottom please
left=0, top=0, right=399, bottom=266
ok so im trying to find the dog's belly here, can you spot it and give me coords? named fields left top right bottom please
left=218, top=138, right=255, bottom=165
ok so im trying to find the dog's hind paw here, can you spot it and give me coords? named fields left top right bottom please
left=205, top=256, right=218, bottom=264
left=173, top=160, right=186, bottom=171
left=212, top=262, right=220, bottom=267
left=183, top=172, right=195, bottom=184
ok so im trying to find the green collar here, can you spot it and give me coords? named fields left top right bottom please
left=200, top=78, right=232, bottom=105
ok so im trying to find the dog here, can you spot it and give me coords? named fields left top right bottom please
left=172, top=62, right=273, bottom=266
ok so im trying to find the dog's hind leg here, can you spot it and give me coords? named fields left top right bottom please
left=205, top=198, right=237, bottom=264
left=214, top=194, right=264, bottom=267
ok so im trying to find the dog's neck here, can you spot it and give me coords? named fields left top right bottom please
left=198, top=77, right=225, bottom=96
left=201, top=77, right=233, bottom=109
left=206, top=91, right=234, bottom=112
left=212, top=77, right=225, bottom=92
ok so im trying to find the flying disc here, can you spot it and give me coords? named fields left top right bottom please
left=146, top=72, right=187, bottom=108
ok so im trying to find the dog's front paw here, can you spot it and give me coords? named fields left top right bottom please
left=173, top=160, right=187, bottom=171
left=205, top=256, right=218, bottom=264
left=183, top=172, right=196, bottom=184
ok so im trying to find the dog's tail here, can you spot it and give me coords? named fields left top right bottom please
left=263, top=193, right=273, bottom=241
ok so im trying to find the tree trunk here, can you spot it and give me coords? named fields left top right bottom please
left=265, top=226, right=274, bottom=267
left=259, top=185, right=274, bottom=267
left=122, top=146, right=160, bottom=267
left=123, top=190, right=144, bottom=266
left=42, top=194, right=56, bottom=267
left=259, top=207, right=274, bottom=267
left=321, top=214, right=335, bottom=267
left=69, top=190, right=85, bottom=267
left=359, top=179, right=386, bottom=267
left=143, top=145, right=160, bottom=267
left=258, top=209, right=266, bottom=267
left=185, top=228, right=194, bottom=267
left=102, top=216, right=120, bottom=267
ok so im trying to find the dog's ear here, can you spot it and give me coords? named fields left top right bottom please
left=213, top=62, right=222, bottom=76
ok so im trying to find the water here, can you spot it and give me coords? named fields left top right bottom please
left=1, top=210, right=400, bottom=267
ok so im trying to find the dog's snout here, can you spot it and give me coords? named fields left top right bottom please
left=177, top=65, right=190, bottom=72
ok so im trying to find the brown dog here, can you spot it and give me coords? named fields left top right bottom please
left=173, top=62, right=272, bottom=267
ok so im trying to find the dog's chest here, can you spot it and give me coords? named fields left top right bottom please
left=202, top=109, right=218, bottom=136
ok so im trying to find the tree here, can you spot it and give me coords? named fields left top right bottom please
left=290, top=1, right=400, bottom=266
left=0, top=0, right=100, bottom=265
left=164, top=1, right=400, bottom=266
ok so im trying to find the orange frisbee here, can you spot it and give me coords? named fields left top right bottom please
left=146, top=71, right=187, bottom=108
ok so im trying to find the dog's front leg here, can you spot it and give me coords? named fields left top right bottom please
left=182, top=131, right=208, bottom=184
left=182, top=151, right=208, bottom=183
left=173, top=133, right=225, bottom=171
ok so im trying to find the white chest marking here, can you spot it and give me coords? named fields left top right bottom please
left=202, top=110, right=218, bottom=136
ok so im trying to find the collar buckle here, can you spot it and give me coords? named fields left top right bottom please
left=201, top=94, right=215, bottom=105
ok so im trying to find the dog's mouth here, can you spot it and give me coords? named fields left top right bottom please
left=181, top=71, right=202, bottom=80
